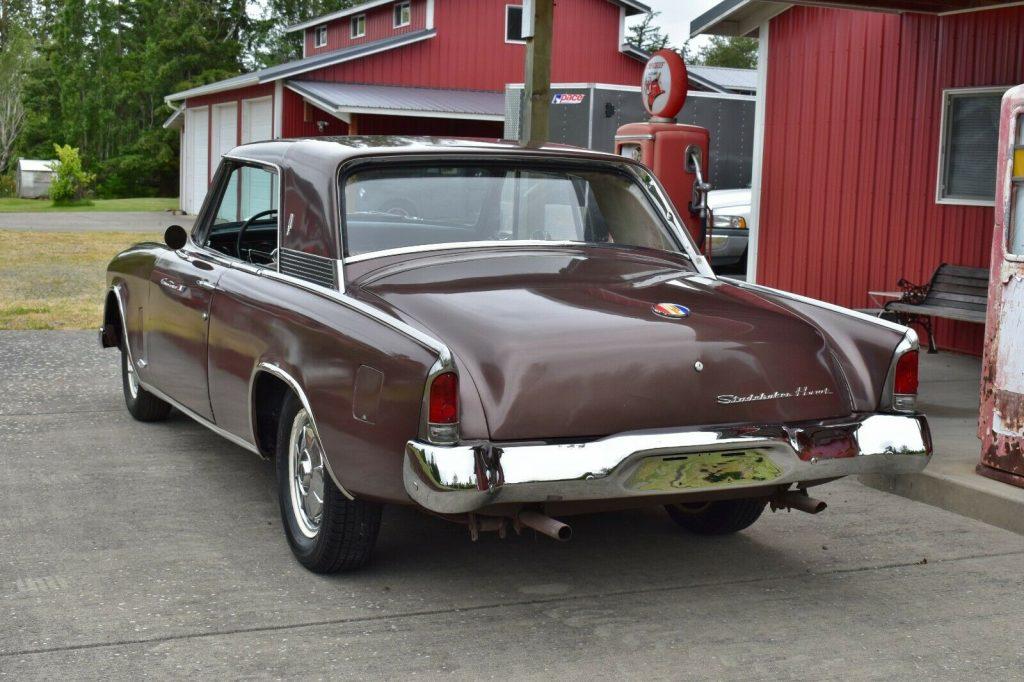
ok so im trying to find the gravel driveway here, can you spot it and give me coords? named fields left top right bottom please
left=0, top=212, right=195, bottom=233
left=1, top=331, right=1022, bottom=679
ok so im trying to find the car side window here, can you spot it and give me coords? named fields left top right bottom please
left=205, top=164, right=279, bottom=265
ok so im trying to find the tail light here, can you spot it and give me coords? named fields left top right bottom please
left=427, top=372, right=459, bottom=443
left=892, top=350, right=918, bottom=412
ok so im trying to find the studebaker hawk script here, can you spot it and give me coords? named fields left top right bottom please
left=100, top=136, right=932, bottom=574
left=717, top=386, right=835, bottom=405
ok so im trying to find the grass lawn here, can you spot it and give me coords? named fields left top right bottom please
left=0, top=197, right=179, bottom=213
left=0, top=230, right=159, bottom=330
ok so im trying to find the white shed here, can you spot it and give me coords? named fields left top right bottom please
left=15, top=159, right=57, bottom=199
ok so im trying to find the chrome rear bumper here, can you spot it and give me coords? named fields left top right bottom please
left=403, top=414, right=931, bottom=514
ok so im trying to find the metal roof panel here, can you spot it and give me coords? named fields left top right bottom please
left=287, top=81, right=506, bottom=119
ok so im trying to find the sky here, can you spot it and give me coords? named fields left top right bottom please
left=629, top=0, right=723, bottom=47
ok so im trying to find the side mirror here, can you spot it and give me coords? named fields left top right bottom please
left=164, top=224, right=188, bottom=250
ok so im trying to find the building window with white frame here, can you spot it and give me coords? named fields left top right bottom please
left=937, top=87, right=1007, bottom=206
left=313, top=25, right=328, bottom=48
left=505, top=5, right=525, bottom=43
left=351, top=14, right=366, bottom=39
left=394, top=1, right=411, bottom=28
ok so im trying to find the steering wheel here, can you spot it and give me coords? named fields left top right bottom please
left=236, top=209, right=278, bottom=261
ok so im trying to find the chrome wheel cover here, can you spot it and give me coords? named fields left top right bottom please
left=288, top=409, right=325, bottom=538
left=125, top=356, right=140, bottom=399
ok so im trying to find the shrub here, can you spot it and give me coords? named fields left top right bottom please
left=0, top=173, right=14, bottom=198
left=49, top=144, right=95, bottom=205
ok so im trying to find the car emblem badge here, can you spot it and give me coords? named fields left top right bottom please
left=652, top=303, right=690, bottom=319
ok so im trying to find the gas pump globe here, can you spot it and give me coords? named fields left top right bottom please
left=614, top=50, right=713, bottom=248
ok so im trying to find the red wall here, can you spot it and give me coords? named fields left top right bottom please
left=304, top=0, right=426, bottom=56
left=280, top=88, right=349, bottom=138
left=350, top=113, right=503, bottom=137
left=758, top=6, right=1024, bottom=354
left=302, top=0, right=643, bottom=91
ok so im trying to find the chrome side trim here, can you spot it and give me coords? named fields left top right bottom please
left=107, top=282, right=268, bottom=461
left=345, top=240, right=590, bottom=264
left=723, top=277, right=911, bottom=333
left=404, top=413, right=932, bottom=514
left=258, top=266, right=453, bottom=369
left=625, top=164, right=716, bottom=278
left=140, top=380, right=262, bottom=457
left=252, top=361, right=355, bottom=501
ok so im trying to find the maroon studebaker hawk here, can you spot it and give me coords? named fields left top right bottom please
left=101, top=138, right=931, bottom=573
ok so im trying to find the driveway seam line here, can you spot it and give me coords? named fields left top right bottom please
left=3, top=548, right=1022, bottom=659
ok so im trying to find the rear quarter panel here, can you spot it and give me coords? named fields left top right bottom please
left=207, top=268, right=438, bottom=503
left=729, top=282, right=906, bottom=411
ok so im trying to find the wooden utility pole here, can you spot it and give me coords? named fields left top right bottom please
left=520, top=0, right=554, bottom=144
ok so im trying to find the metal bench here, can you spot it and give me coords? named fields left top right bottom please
left=885, top=263, right=988, bottom=353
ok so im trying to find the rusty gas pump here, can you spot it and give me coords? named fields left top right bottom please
left=978, top=83, right=1024, bottom=488
left=614, top=50, right=713, bottom=249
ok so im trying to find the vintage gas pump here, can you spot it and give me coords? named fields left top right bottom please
left=978, top=83, right=1024, bottom=488
left=614, top=50, right=713, bottom=248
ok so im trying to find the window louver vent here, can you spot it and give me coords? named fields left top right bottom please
left=279, top=248, right=338, bottom=289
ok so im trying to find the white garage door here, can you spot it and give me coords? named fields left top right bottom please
left=242, top=97, right=272, bottom=144
left=212, top=103, right=239, bottom=219
left=183, top=106, right=209, bottom=215
left=241, top=98, right=276, bottom=218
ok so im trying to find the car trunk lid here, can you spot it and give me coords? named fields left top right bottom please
left=357, top=246, right=852, bottom=441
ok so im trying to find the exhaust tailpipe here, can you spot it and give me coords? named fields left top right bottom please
left=517, top=511, right=572, bottom=541
left=773, top=490, right=827, bottom=515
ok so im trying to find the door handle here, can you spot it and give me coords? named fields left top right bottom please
left=159, top=277, right=187, bottom=293
left=196, top=279, right=218, bottom=291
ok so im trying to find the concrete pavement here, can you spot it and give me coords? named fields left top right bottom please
left=0, top=211, right=195, bottom=233
left=1, top=331, right=1023, bottom=680
left=861, top=352, right=1024, bottom=534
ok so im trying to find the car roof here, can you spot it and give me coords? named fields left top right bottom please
left=226, top=136, right=637, bottom=169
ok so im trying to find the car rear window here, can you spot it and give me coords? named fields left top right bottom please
left=341, top=164, right=681, bottom=258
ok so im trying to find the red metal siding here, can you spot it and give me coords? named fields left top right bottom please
left=758, top=5, right=1024, bottom=354
left=305, top=0, right=426, bottom=56
left=350, top=113, right=503, bottom=137
left=281, top=88, right=349, bottom=138
left=304, top=0, right=643, bottom=91
left=185, top=83, right=275, bottom=110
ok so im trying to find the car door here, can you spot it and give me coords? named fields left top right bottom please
left=145, top=239, right=225, bottom=420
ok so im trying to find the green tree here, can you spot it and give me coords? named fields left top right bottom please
left=49, top=143, right=95, bottom=204
left=691, top=36, right=758, bottom=69
left=626, top=10, right=671, bottom=53
left=251, top=0, right=360, bottom=67
left=19, top=0, right=253, bottom=196
left=0, top=23, right=30, bottom=174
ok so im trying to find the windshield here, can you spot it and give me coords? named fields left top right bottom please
left=342, top=164, right=681, bottom=258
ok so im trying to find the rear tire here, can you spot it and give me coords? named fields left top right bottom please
left=276, top=393, right=381, bottom=573
left=665, top=498, right=767, bottom=535
left=121, top=348, right=171, bottom=422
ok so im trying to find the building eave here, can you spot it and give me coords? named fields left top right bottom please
left=691, top=0, right=1024, bottom=37
left=285, top=81, right=506, bottom=122
left=285, top=0, right=399, bottom=33
left=620, top=43, right=650, bottom=62
left=691, top=1, right=792, bottom=38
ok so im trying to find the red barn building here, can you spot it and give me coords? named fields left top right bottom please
left=166, top=0, right=651, bottom=213
left=693, top=0, right=1024, bottom=354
